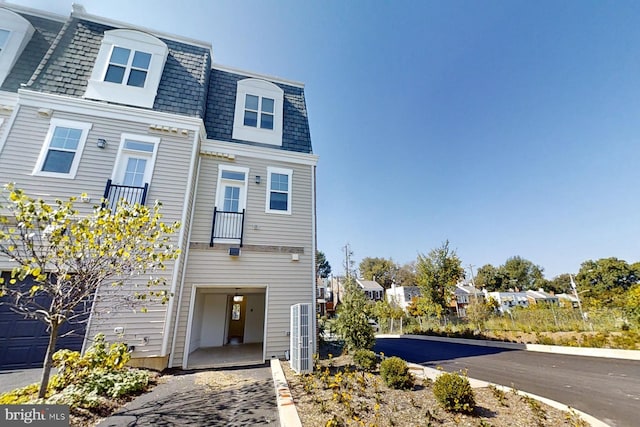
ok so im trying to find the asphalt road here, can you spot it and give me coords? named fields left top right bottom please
left=374, top=337, right=640, bottom=427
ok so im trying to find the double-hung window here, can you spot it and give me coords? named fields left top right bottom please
left=243, top=94, right=274, bottom=130
left=104, top=47, right=152, bottom=88
left=33, top=119, right=92, bottom=179
left=266, top=167, right=292, bottom=214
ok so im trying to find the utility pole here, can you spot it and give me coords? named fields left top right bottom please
left=468, top=264, right=478, bottom=302
left=569, top=274, right=586, bottom=324
left=343, top=243, right=353, bottom=279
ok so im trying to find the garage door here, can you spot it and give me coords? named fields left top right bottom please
left=0, top=274, right=90, bottom=371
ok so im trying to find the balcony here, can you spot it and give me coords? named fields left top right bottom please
left=103, top=179, right=148, bottom=210
left=210, top=207, right=245, bottom=247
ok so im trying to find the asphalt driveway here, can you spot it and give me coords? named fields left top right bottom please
left=0, top=364, right=279, bottom=426
left=0, top=367, right=52, bottom=394
left=97, top=363, right=279, bottom=426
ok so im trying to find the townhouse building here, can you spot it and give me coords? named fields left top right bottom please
left=0, top=3, right=317, bottom=370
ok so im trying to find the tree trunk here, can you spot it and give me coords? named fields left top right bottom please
left=38, top=321, right=59, bottom=399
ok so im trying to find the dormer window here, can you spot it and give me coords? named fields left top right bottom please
left=0, top=10, right=35, bottom=87
left=232, top=79, right=283, bottom=146
left=104, top=47, right=152, bottom=87
left=85, top=29, right=168, bottom=108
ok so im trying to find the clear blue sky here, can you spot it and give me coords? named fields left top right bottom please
left=13, top=0, right=640, bottom=278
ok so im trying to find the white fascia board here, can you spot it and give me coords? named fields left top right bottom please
left=213, top=64, right=304, bottom=89
left=202, top=138, right=318, bottom=166
left=70, top=9, right=213, bottom=53
left=17, top=89, right=203, bottom=131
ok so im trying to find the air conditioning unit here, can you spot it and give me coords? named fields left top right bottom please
left=290, top=303, right=313, bottom=374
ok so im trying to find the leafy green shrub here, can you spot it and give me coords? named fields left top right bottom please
left=52, top=333, right=131, bottom=390
left=379, top=356, right=414, bottom=390
left=432, top=371, right=475, bottom=413
left=353, top=349, right=378, bottom=372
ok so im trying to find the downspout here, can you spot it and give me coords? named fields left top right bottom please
left=161, top=127, right=200, bottom=358
left=168, top=154, right=201, bottom=367
left=311, top=163, right=317, bottom=353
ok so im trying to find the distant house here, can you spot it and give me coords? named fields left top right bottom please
left=451, top=283, right=484, bottom=317
left=356, top=279, right=384, bottom=301
left=386, top=284, right=421, bottom=311
left=556, top=293, right=580, bottom=309
left=526, top=289, right=559, bottom=305
left=316, top=277, right=329, bottom=316
left=484, top=291, right=529, bottom=314
left=325, top=276, right=384, bottom=312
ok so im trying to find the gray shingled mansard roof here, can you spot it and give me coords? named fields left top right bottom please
left=204, top=68, right=313, bottom=154
left=0, top=10, right=64, bottom=92
left=4, top=6, right=312, bottom=155
left=25, top=18, right=212, bottom=119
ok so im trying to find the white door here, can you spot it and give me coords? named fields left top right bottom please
left=213, top=168, right=248, bottom=242
left=114, top=140, right=156, bottom=187
left=108, top=137, right=158, bottom=208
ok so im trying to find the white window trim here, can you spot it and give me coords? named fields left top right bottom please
left=232, top=79, right=284, bottom=146
left=265, top=166, right=292, bottom=215
left=85, top=29, right=168, bottom=108
left=111, top=133, right=161, bottom=185
left=0, top=10, right=35, bottom=87
left=32, top=118, right=92, bottom=179
left=213, top=165, right=249, bottom=245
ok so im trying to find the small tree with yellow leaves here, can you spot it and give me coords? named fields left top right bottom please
left=0, top=184, right=180, bottom=398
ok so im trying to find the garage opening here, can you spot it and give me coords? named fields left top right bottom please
left=186, top=286, right=265, bottom=368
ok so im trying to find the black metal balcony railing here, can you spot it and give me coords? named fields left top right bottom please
left=210, top=207, right=245, bottom=247
left=103, top=179, right=149, bottom=210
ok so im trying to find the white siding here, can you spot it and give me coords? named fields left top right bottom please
left=190, top=154, right=313, bottom=246
left=171, top=152, right=315, bottom=367
left=173, top=250, right=313, bottom=367
left=0, top=105, right=195, bottom=356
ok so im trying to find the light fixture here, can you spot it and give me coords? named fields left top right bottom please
left=233, top=288, right=244, bottom=302
left=97, top=138, right=107, bottom=149
left=255, top=175, right=261, bottom=184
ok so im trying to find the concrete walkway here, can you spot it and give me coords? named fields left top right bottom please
left=97, top=363, right=279, bottom=426
left=0, top=367, right=55, bottom=394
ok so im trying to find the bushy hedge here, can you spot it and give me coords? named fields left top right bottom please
left=379, top=356, right=414, bottom=390
left=353, top=349, right=378, bottom=372
left=432, top=371, right=475, bottom=413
